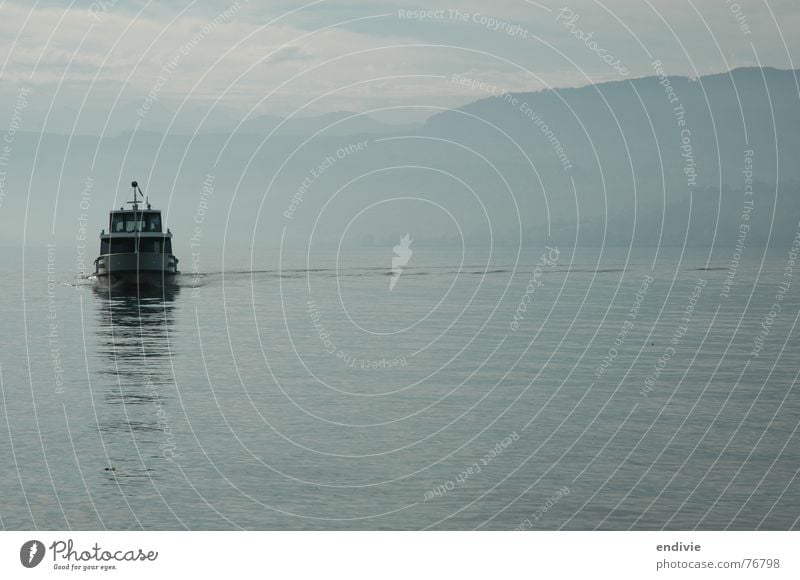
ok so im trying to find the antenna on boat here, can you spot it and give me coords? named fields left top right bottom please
left=128, top=180, right=144, bottom=211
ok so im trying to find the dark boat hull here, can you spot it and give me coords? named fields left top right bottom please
left=95, top=271, right=178, bottom=290
left=94, top=252, right=179, bottom=290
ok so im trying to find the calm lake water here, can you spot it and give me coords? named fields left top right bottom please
left=1, top=245, right=798, bottom=530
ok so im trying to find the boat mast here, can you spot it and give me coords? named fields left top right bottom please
left=128, top=180, right=143, bottom=211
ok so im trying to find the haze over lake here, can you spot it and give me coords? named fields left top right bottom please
left=1, top=0, right=799, bottom=531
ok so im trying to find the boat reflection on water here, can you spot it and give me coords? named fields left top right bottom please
left=92, top=285, right=181, bottom=486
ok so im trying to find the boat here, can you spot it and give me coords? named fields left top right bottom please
left=94, top=181, right=179, bottom=289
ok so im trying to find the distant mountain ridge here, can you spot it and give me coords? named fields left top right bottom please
left=2, top=66, right=798, bottom=251
left=424, top=66, right=800, bottom=187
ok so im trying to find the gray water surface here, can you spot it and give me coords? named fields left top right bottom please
left=1, top=246, right=798, bottom=530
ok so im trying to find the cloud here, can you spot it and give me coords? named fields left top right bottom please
left=265, top=45, right=313, bottom=64
left=0, top=0, right=797, bottom=126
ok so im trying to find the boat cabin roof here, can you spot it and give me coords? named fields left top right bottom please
left=112, top=207, right=161, bottom=213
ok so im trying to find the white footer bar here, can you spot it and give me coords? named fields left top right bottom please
left=1, top=531, right=797, bottom=579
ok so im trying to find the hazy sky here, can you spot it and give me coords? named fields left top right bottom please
left=0, top=0, right=798, bottom=127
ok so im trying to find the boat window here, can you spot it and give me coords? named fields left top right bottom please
left=111, top=213, right=126, bottom=232
left=129, top=214, right=145, bottom=232
left=138, top=238, right=163, bottom=253
left=145, top=213, right=162, bottom=232
left=110, top=211, right=161, bottom=232
left=107, top=238, right=136, bottom=254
